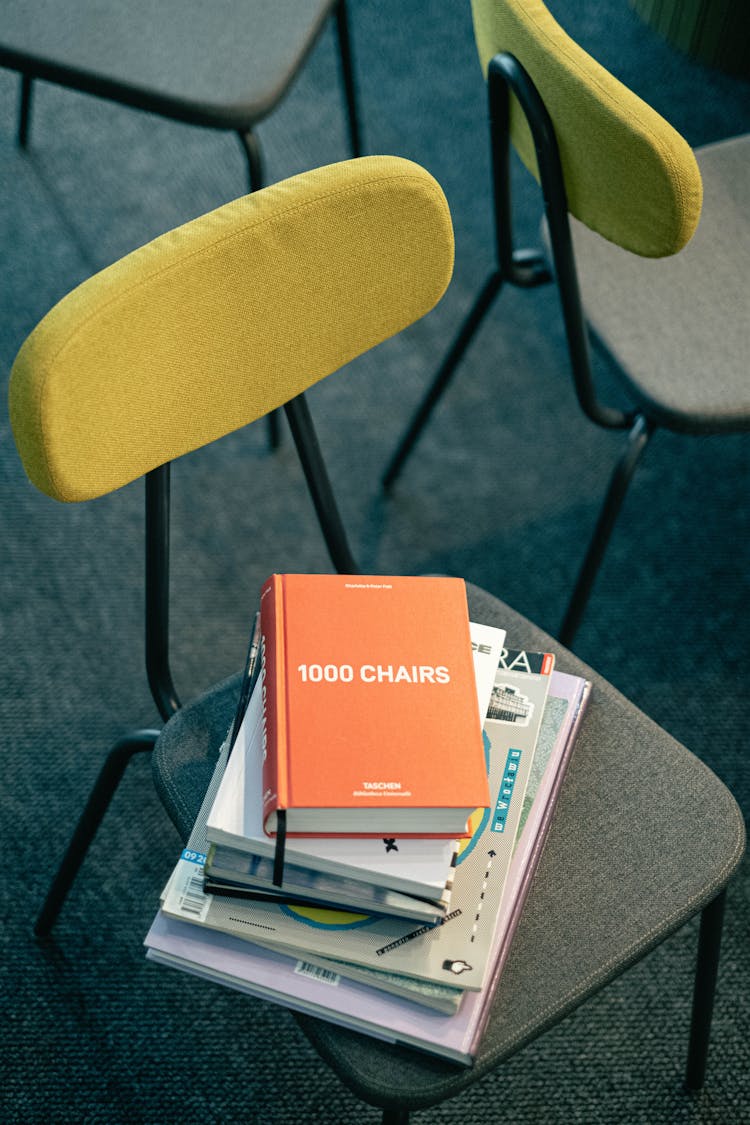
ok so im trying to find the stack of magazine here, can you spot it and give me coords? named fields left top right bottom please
left=146, top=618, right=590, bottom=1066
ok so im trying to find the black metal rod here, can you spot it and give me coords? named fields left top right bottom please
left=685, top=889, right=727, bottom=1091
left=488, top=54, right=630, bottom=431
left=487, top=61, right=521, bottom=284
left=266, top=408, right=282, bottom=450
left=237, top=129, right=265, bottom=195
left=334, top=0, right=363, bottom=158
left=558, top=414, right=653, bottom=647
left=284, top=393, right=360, bottom=574
left=382, top=269, right=504, bottom=491
left=145, top=466, right=181, bottom=720
left=34, top=729, right=159, bottom=936
left=485, top=69, right=554, bottom=290
left=381, top=1109, right=409, bottom=1125
left=237, top=130, right=283, bottom=451
left=18, top=72, right=33, bottom=149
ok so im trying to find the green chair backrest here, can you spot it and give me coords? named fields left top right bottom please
left=471, top=0, right=702, bottom=256
left=9, top=156, right=454, bottom=502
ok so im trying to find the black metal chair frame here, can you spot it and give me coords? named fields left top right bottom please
left=382, top=52, right=655, bottom=648
left=33, top=392, right=359, bottom=939
left=7, top=0, right=362, bottom=451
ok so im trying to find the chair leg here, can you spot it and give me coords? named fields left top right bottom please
left=284, top=393, right=360, bottom=575
left=382, top=269, right=503, bottom=491
left=334, top=0, right=363, bottom=158
left=237, top=128, right=265, bottom=195
left=18, top=73, right=33, bottom=149
left=237, top=130, right=283, bottom=450
left=558, top=414, right=652, bottom=648
left=34, top=729, right=159, bottom=937
left=685, top=889, right=727, bottom=1092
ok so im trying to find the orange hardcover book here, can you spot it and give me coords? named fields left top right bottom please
left=259, top=573, right=489, bottom=838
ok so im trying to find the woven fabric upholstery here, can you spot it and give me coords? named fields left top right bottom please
left=0, top=0, right=336, bottom=130
left=153, top=582, right=745, bottom=1114
left=470, top=0, right=702, bottom=257
left=154, top=673, right=241, bottom=842
left=8, top=156, right=453, bottom=502
left=567, top=133, right=750, bottom=433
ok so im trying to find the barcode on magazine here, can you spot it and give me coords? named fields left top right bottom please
left=294, top=961, right=341, bottom=987
left=177, top=864, right=210, bottom=922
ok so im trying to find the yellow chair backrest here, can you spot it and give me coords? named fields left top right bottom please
left=471, top=0, right=702, bottom=256
left=10, top=156, right=454, bottom=502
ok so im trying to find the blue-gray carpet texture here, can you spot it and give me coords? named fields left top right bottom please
left=1, top=1, right=748, bottom=1121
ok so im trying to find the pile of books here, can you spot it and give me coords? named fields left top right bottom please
left=146, top=574, right=590, bottom=1065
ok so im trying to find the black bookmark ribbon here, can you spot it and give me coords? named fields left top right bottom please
left=272, top=809, right=287, bottom=888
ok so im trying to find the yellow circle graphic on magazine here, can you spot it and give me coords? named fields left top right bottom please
left=456, top=802, right=489, bottom=862
left=456, top=731, right=492, bottom=863
left=280, top=903, right=372, bottom=929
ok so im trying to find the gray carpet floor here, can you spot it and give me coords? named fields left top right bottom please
left=1, top=1, right=748, bottom=1121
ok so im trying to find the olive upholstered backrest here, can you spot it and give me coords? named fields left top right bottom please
left=10, top=156, right=454, bottom=502
left=471, top=0, right=703, bottom=257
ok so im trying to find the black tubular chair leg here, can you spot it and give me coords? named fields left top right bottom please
left=237, top=128, right=265, bottom=195
left=17, top=72, right=33, bottom=148
left=145, top=466, right=181, bottom=722
left=382, top=1109, right=409, bottom=1124
left=34, top=729, right=159, bottom=937
left=558, top=414, right=653, bottom=647
left=685, top=889, right=727, bottom=1092
left=284, top=393, right=360, bottom=575
left=266, top=408, right=283, bottom=450
left=382, top=268, right=504, bottom=490
left=236, top=129, right=284, bottom=451
left=334, top=0, right=362, bottom=158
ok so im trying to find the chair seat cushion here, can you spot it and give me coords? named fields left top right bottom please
left=0, top=0, right=336, bottom=130
left=569, top=133, right=750, bottom=434
left=153, top=582, right=745, bottom=1112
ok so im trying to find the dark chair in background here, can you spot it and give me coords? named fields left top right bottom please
left=9, top=157, right=744, bottom=1123
left=382, top=0, right=750, bottom=648
left=0, top=0, right=362, bottom=448
left=0, top=0, right=360, bottom=193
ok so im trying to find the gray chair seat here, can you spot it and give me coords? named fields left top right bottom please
left=153, top=581, right=745, bottom=1116
left=570, top=134, right=750, bottom=435
left=0, top=0, right=339, bottom=130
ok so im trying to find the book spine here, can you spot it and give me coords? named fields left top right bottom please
left=260, top=575, right=289, bottom=832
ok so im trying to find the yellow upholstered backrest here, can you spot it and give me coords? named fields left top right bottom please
left=471, top=0, right=702, bottom=256
left=10, top=156, right=454, bottom=502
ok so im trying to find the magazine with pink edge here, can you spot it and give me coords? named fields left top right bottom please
left=146, top=670, right=590, bottom=1065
